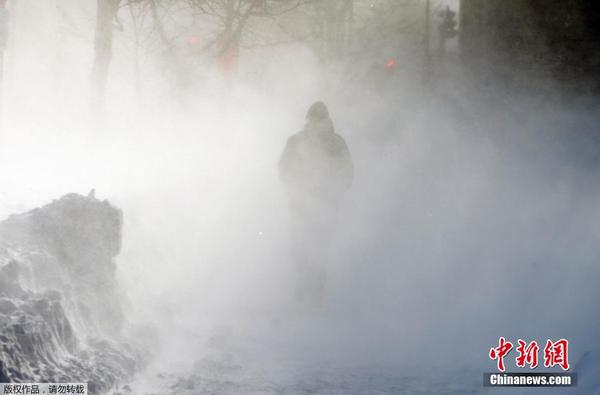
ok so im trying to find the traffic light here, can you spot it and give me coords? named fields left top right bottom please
left=385, top=58, right=397, bottom=69
left=439, top=6, right=458, bottom=39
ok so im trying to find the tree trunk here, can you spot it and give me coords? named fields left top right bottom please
left=91, top=0, right=119, bottom=114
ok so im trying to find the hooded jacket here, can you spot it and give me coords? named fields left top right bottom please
left=279, top=118, right=354, bottom=205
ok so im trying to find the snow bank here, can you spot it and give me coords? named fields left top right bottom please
left=0, top=193, right=140, bottom=394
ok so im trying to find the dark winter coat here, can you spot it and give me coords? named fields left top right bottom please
left=279, top=118, right=353, bottom=207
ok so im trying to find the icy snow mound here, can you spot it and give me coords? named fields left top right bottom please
left=0, top=193, right=140, bottom=394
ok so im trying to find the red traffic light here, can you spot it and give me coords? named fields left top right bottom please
left=385, top=58, right=397, bottom=68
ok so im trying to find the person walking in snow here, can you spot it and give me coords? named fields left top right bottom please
left=279, top=101, right=353, bottom=306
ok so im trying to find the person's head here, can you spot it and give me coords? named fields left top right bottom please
left=306, top=101, right=329, bottom=122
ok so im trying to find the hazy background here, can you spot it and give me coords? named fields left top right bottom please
left=0, top=0, right=599, bottom=392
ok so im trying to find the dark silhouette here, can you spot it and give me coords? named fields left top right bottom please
left=279, top=101, right=353, bottom=306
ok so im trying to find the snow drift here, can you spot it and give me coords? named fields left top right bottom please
left=0, top=193, right=140, bottom=394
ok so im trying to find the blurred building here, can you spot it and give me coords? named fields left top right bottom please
left=459, top=0, right=600, bottom=95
